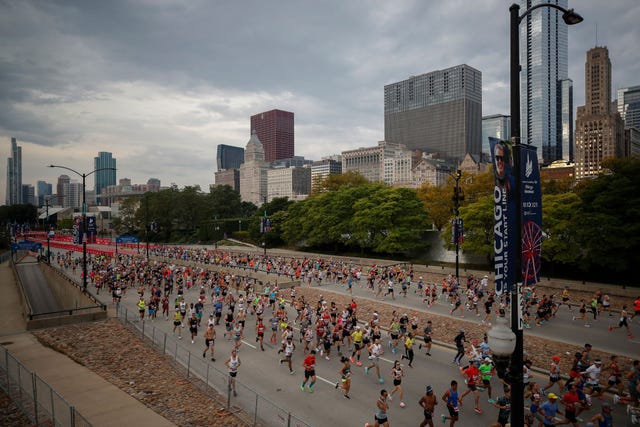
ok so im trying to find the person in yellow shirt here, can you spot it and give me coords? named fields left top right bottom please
left=350, top=326, right=364, bottom=366
left=401, top=332, right=415, bottom=368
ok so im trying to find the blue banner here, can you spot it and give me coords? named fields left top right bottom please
left=87, top=216, right=97, bottom=244
left=519, top=145, right=543, bottom=286
left=490, top=138, right=516, bottom=295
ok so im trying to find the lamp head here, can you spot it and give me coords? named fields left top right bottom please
left=562, top=9, right=583, bottom=25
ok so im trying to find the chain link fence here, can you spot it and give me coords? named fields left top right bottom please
left=117, top=306, right=312, bottom=427
left=0, top=345, right=92, bottom=427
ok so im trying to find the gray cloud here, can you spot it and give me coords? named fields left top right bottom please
left=1, top=0, right=638, bottom=202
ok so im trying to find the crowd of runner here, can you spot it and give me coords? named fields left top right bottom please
left=50, top=248, right=640, bottom=426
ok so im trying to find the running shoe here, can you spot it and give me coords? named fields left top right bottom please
left=441, top=414, right=446, bottom=424
left=301, top=385, right=305, bottom=392
left=365, top=367, right=369, bottom=376
left=308, top=387, right=314, bottom=393
left=290, top=370, right=296, bottom=375
left=488, top=398, right=495, bottom=404
left=357, top=361, right=362, bottom=366
left=350, top=356, right=355, bottom=363
left=344, top=394, right=350, bottom=399
left=474, top=407, right=483, bottom=414
left=378, top=378, right=384, bottom=384
left=388, top=395, right=393, bottom=402
left=399, top=402, right=406, bottom=408
left=335, top=382, right=339, bottom=389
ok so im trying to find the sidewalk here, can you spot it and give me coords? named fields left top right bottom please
left=0, top=261, right=175, bottom=427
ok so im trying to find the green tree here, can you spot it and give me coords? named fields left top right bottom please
left=541, top=192, right=582, bottom=265
left=417, top=183, right=451, bottom=231
left=456, top=195, right=494, bottom=261
left=312, top=171, right=369, bottom=194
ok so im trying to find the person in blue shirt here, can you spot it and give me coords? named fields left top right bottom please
left=540, top=393, right=560, bottom=426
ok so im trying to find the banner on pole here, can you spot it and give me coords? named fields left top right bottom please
left=519, top=144, right=543, bottom=286
left=490, top=138, right=516, bottom=295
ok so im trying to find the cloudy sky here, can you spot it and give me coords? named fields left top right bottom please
left=1, top=0, right=639, bottom=203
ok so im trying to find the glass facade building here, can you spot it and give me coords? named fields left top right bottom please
left=481, top=114, right=511, bottom=155
left=520, top=0, right=573, bottom=164
left=618, top=85, right=640, bottom=130
left=216, top=144, right=245, bottom=170
left=94, top=152, right=116, bottom=205
left=384, top=64, right=482, bottom=162
left=5, top=137, right=22, bottom=205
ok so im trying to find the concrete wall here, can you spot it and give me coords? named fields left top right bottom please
left=40, top=264, right=97, bottom=310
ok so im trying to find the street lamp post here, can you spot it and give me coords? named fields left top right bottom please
left=45, top=197, right=51, bottom=264
left=506, top=3, right=582, bottom=424
left=451, top=170, right=463, bottom=280
left=48, top=164, right=116, bottom=291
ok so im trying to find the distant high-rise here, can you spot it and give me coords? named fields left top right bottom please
left=94, top=152, right=116, bottom=205
left=21, top=184, right=35, bottom=206
left=384, top=64, right=482, bottom=162
left=216, top=144, right=245, bottom=170
left=5, top=137, right=22, bottom=205
left=617, top=85, right=640, bottom=130
left=37, top=180, right=53, bottom=206
left=520, top=0, right=573, bottom=164
left=575, top=46, right=625, bottom=180
left=56, top=174, right=70, bottom=206
left=239, top=131, right=268, bottom=205
left=482, top=115, right=511, bottom=155
left=250, top=109, right=294, bottom=162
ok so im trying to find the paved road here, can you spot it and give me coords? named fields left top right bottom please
left=16, top=261, right=61, bottom=314
left=47, top=249, right=634, bottom=427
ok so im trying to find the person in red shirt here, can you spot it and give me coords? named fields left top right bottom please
left=459, top=360, right=482, bottom=413
left=256, top=320, right=266, bottom=351
left=558, top=383, right=580, bottom=426
left=632, top=296, right=640, bottom=321
left=301, top=350, right=317, bottom=392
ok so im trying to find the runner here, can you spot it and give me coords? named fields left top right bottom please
left=418, top=320, right=433, bottom=356
left=202, top=323, right=216, bottom=361
left=539, top=393, right=560, bottom=427
left=452, top=329, right=466, bottom=366
left=459, top=360, right=482, bottom=414
left=365, top=389, right=390, bottom=427
left=441, top=380, right=460, bottom=427
left=279, top=336, right=296, bottom=375
left=557, top=383, right=580, bottom=427
left=389, top=360, right=406, bottom=408
left=256, top=318, right=266, bottom=351
left=589, top=402, right=613, bottom=427
left=488, top=385, right=511, bottom=427
left=188, top=312, right=198, bottom=344
left=172, top=308, right=182, bottom=339
left=608, top=304, right=634, bottom=338
left=335, top=356, right=351, bottom=399
left=572, top=299, right=588, bottom=326
left=225, top=348, right=241, bottom=397
left=400, top=332, right=415, bottom=368
left=418, top=385, right=437, bottom=427
left=542, top=355, right=564, bottom=395
left=351, top=325, right=364, bottom=366
left=301, top=349, right=317, bottom=392
left=602, top=355, right=624, bottom=397
left=479, top=357, right=495, bottom=402
left=365, top=338, right=385, bottom=384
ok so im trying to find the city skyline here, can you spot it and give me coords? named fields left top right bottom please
left=1, top=1, right=639, bottom=203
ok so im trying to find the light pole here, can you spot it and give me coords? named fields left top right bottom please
left=502, top=4, right=582, bottom=425
left=48, top=164, right=116, bottom=291
left=451, top=170, right=463, bottom=280
left=45, top=196, right=51, bottom=264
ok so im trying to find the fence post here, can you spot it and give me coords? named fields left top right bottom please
left=187, top=352, right=191, bottom=378
left=141, top=320, right=145, bottom=339
left=50, top=387, right=55, bottom=425
left=287, top=412, right=291, bottom=427
left=152, top=325, right=155, bottom=344
left=163, top=332, right=167, bottom=354
left=254, top=393, right=259, bottom=427
left=226, top=375, right=231, bottom=411
left=70, top=406, right=75, bottom=426
left=32, top=373, right=38, bottom=426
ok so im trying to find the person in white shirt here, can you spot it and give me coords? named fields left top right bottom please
left=584, top=359, right=603, bottom=399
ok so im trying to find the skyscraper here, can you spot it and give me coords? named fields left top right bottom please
left=250, top=109, right=294, bottom=162
left=56, top=174, right=70, bottom=206
left=239, top=131, right=268, bottom=205
left=94, top=152, right=116, bottom=205
left=520, top=0, right=573, bottom=164
left=384, top=64, right=482, bottom=162
left=575, top=46, right=625, bottom=180
left=5, top=137, right=22, bottom=205
left=216, top=144, right=245, bottom=170
left=37, top=180, right=52, bottom=206
left=617, top=85, right=640, bottom=130
left=482, top=115, right=511, bottom=155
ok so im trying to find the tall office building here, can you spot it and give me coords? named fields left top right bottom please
left=311, top=156, right=342, bottom=192
left=575, top=46, right=625, bottom=180
left=520, top=0, right=574, bottom=164
left=250, top=109, right=294, bottom=162
left=37, top=180, right=52, bottom=206
left=617, top=85, right=640, bottom=130
left=482, top=115, right=511, bottom=155
left=384, top=64, right=482, bottom=162
left=55, top=174, right=70, bottom=206
left=21, top=184, right=35, bottom=206
left=94, top=152, right=116, bottom=205
left=216, top=144, right=245, bottom=170
left=5, top=137, right=22, bottom=205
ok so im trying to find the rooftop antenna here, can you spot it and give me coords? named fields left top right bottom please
left=595, top=23, right=598, bottom=47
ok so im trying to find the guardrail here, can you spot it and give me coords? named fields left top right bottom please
left=115, top=306, right=312, bottom=427
left=0, top=345, right=92, bottom=427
